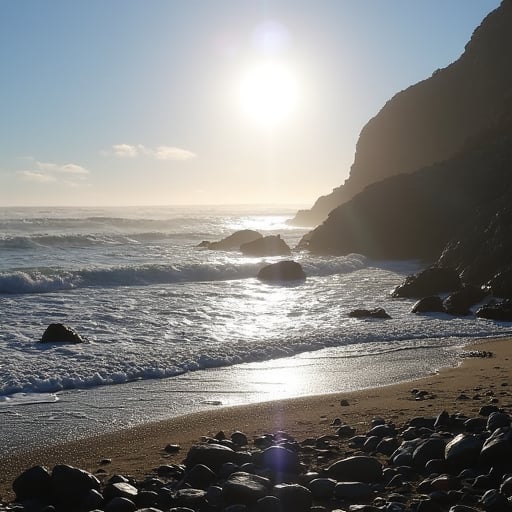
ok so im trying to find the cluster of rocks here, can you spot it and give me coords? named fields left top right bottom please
left=391, top=267, right=512, bottom=320
left=9, top=396, right=512, bottom=512
left=198, top=231, right=291, bottom=257
left=199, top=230, right=307, bottom=283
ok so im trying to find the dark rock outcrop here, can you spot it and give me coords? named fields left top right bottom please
left=412, top=296, right=445, bottom=314
left=294, top=3, right=512, bottom=293
left=290, top=1, right=512, bottom=226
left=202, top=230, right=262, bottom=251
left=240, top=235, right=291, bottom=257
left=476, top=300, right=512, bottom=321
left=392, top=268, right=461, bottom=298
left=486, top=267, right=512, bottom=299
left=303, top=113, right=512, bottom=262
left=40, top=323, right=85, bottom=344
left=443, top=286, right=487, bottom=316
left=437, top=198, right=512, bottom=286
left=257, top=261, right=306, bottom=282
left=302, top=102, right=512, bottom=287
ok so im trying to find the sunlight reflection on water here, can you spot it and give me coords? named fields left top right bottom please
left=225, top=215, right=300, bottom=233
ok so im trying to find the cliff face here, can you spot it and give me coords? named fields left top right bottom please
left=291, top=0, right=512, bottom=226
left=302, top=100, right=512, bottom=288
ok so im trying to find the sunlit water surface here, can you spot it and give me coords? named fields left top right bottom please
left=1, top=205, right=511, bottom=454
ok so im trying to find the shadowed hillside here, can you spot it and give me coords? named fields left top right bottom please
left=291, top=0, right=512, bottom=226
left=301, top=99, right=512, bottom=288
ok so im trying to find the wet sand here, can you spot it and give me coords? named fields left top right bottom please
left=0, top=337, right=510, bottom=502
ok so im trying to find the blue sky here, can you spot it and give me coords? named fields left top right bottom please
left=0, top=0, right=501, bottom=206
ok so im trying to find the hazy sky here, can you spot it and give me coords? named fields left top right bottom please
left=0, top=0, right=501, bottom=207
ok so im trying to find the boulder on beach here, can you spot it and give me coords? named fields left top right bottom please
left=257, top=261, right=306, bottom=282
left=326, top=455, right=383, bottom=483
left=273, top=483, right=312, bottom=512
left=204, top=230, right=263, bottom=251
left=50, top=464, right=101, bottom=507
left=40, top=323, right=85, bottom=344
left=12, top=465, right=52, bottom=502
left=184, top=443, right=243, bottom=471
left=240, top=235, right=291, bottom=257
left=260, top=445, right=301, bottom=473
left=444, top=433, right=484, bottom=467
left=222, top=472, right=270, bottom=505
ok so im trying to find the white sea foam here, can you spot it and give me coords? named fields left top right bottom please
left=0, top=255, right=368, bottom=294
left=0, top=392, right=59, bottom=406
left=0, top=206, right=511, bottom=403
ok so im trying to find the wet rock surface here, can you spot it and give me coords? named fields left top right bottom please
left=240, top=235, right=291, bottom=257
left=200, top=230, right=263, bottom=251
left=257, top=261, right=306, bottom=282
left=391, top=268, right=462, bottom=299
left=39, top=323, right=86, bottom=344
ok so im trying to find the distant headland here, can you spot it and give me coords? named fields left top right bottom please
left=294, top=0, right=512, bottom=296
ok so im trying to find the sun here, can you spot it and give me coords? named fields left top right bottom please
left=238, top=61, right=299, bottom=127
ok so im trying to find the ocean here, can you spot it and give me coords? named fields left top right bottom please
left=1, top=205, right=511, bottom=455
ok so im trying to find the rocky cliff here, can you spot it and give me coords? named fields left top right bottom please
left=302, top=96, right=512, bottom=290
left=291, top=0, right=512, bottom=226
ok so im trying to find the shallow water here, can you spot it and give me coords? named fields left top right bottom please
left=1, top=205, right=511, bottom=454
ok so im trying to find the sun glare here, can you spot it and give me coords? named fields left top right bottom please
left=238, top=61, right=299, bottom=127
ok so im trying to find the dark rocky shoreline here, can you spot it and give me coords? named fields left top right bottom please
left=6, top=384, right=512, bottom=512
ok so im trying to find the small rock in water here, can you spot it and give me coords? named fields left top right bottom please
left=257, top=260, right=306, bottom=282
left=348, top=307, right=391, bottom=319
left=40, top=323, right=86, bottom=344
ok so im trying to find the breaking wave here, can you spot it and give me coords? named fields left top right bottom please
left=0, top=254, right=368, bottom=294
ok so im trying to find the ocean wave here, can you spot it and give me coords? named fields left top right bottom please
left=0, top=255, right=368, bottom=295
left=0, top=335, right=473, bottom=399
left=301, top=254, right=368, bottom=276
left=0, top=232, right=177, bottom=250
left=0, top=230, right=255, bottom=250
left=0, top=214, right=226, bottom=237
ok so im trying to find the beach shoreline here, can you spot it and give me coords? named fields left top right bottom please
left=1, top=336, right=510, bottom=502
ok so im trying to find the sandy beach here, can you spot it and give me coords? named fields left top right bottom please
left=1, top=336, right=510, bottom=503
